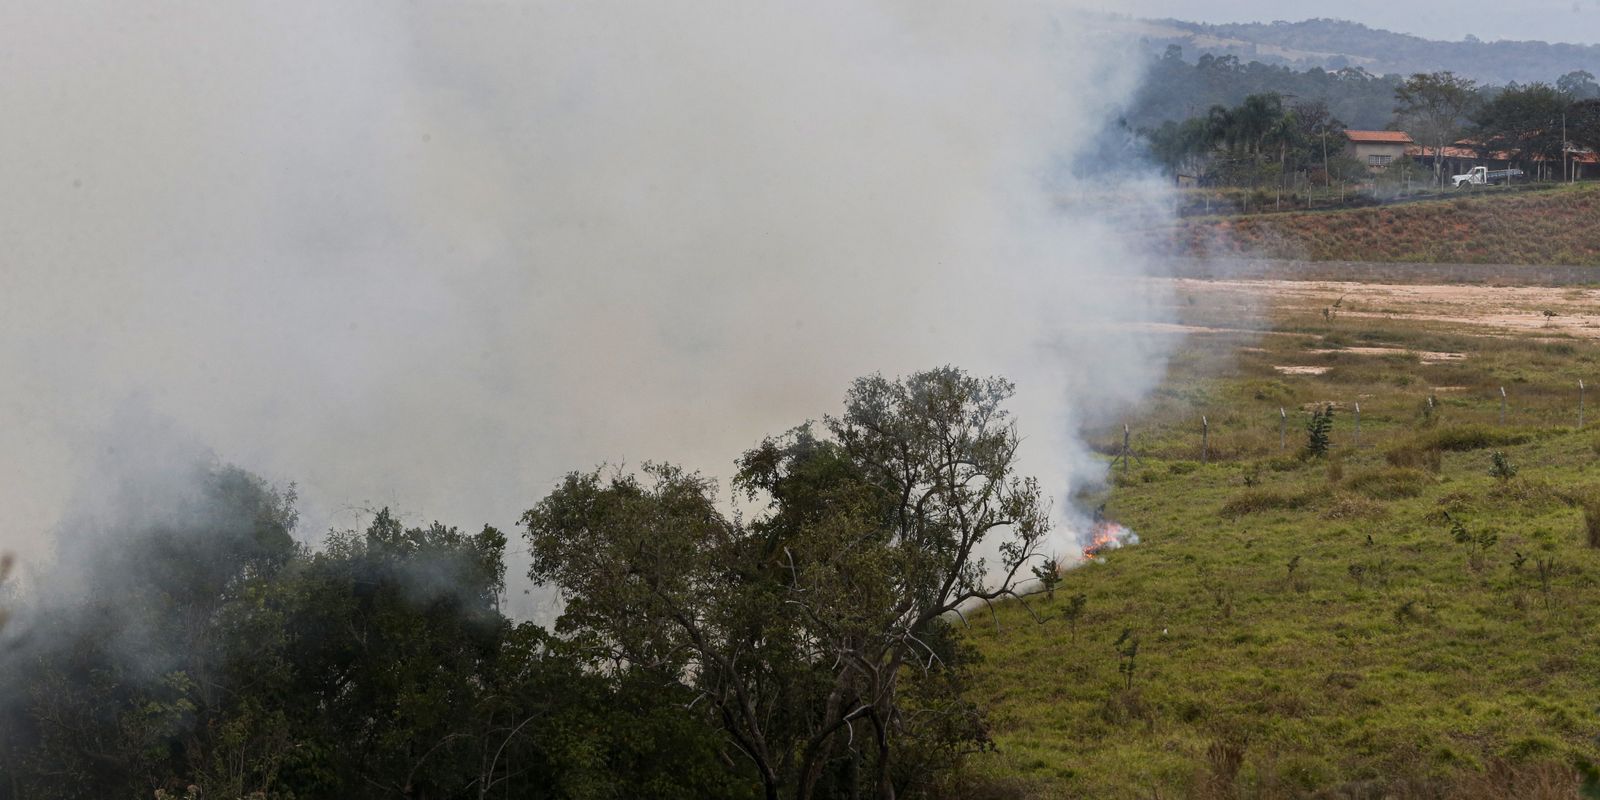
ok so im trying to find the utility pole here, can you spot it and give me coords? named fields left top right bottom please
left=1564, top=112, right=1571, bottom=183
left=1354, top=402, right=1361, bottom=449
left=1322, top=126, right=1330, bottom=202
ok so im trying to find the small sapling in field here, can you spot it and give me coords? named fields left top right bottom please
left=1063, top=593, right=1087, bottom=643
left=1304, top=405, right=1334, bottom=459
left=1536, top=557, right=1559, bottom=611
left=1287, top=555, right=1309, bottom=593
left=1114, top=628, right=1140, bottom=691
left=1488, top=450, right=1518, bottom=482
left=1032, top=557, right=1062, bottom=601
left=1444, top=511, right=1496, bottom=571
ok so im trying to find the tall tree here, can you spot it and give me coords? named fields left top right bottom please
left=1473, top=83, right=1570, bottom=177
left=1394, top=71, right=1479, bottom=187
left=1557, top=70, right=1600, bottom=101
left=1570, top=99, right=1600, bottom=161
left=524, top=367, right=1049, bottom=800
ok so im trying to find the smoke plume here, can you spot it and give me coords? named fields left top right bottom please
left=0, top=2, right=1176, bottom=614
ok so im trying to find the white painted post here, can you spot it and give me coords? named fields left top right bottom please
left=1280, top=407, right=1287, bottom=453
left=1354, top=402, right=1361, bottom=449
left=1500, top=387, right=1507, bottom=426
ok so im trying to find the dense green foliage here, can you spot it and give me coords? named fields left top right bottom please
left=1, top=368, right=1044, bottom=800
left=1142, top=90, right=1358, bottom=194
left=1130, top=47, right=1403, bottom=131
left=525, top=368, right=1050, bottom=800
left=1395, top=72, right=1480, bottom=187
left=0, top=468, right=748, bottom=800
left=1136, top=59, right=1600, bottom=195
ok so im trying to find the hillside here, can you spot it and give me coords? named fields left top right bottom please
left=1167, top=183, right=1600, bottom=266
left=1129, top=18, right=1600, bottom=85
left=953, top=280, right=1600, bottom=798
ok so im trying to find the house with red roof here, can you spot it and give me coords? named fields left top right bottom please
left=1345, top=130, right=1415, bottom=173
left=1408, top=141, right=1598, bottom=181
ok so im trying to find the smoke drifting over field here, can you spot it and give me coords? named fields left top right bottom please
left=0, top=2, right=1175, bottom=613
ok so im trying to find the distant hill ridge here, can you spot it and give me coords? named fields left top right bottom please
left=1129, top=17, right=1600, bottom=85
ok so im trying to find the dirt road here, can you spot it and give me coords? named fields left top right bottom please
left=1166, top=273, right=1600, bottom=339
left=1169, top=258, right=1600, bottom=287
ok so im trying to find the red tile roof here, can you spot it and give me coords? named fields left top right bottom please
left=1407, top=144, right=1600, bottom=164
left=1346, top=130, right=1415, bottom=144
left=1407, top=144, right=1484, bottom=159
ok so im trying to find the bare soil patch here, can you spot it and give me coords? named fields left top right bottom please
left=1171, top=278, right=1600, bottom=339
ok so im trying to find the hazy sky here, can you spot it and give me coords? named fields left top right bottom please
left=1097, top=0, right=1600, bottom=45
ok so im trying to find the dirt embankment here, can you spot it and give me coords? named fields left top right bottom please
left=1164, top=183, right=1600, bottom=267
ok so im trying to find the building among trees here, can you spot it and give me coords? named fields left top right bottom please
left=1345, top=130, right=1414, bottom=172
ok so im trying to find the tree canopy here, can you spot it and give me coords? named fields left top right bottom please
left=2, top=367, right=1049, bottom=800
left=526, top=367, right=1049, bottom=800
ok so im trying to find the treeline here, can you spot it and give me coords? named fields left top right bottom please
left=1129, top=47, right=1406, bottom=131
left=1145, top=18, right=1600, bottom=86
left=1142, top=93, right=1363, bottom=201
left=0, top=470, right=736, bottom=800
left=1139, top=69, right=1600, bottom=196
left=0, top=367, right=1048, bottom=800
left=1131, top=47, right=1600, bottom=136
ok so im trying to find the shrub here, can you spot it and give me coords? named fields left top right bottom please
left=1062, top=593, right=1088, bottom=642
left=1344, top=467, right=1429, bottom=500
left=1322, top=492, right=1386, bottom=520
left=1386, top=442, right=1443, bottom=473
left=1303, top=404, right=1334, bottom=459
left=1488, top=477, right=1561, bottom=510
left=1031, top=558, right=1062, bottom=600
left=1488, top=451, right=1519, bottom=482
left=1584, top=495, right=1600, bottom=549
left=1113, top=628, right=1139, bottom=690
left=1198, top=736, right=1248, bottom=799
left=1247, top=380, right=1294, bottom=403
left=1221, top=486, right=1327, bottom=517
left=1411, top=425, right=1531, bottom=453
left=1394, top=599, right=1425, bottom=625
left=1445, top=511, right=1497, bottom=571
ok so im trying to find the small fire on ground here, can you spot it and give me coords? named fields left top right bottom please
left=1082, top=519, right=1139, bottom=561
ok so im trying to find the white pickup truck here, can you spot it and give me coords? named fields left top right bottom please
left=1451, top=165, right=1525, bottom=188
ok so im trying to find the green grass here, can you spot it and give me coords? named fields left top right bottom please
left=952, top=300, right=1600, bottom=798
left=1168, top=182, right=1600, bottom=266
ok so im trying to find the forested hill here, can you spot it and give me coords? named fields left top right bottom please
left=1124, top=48, right=1403, bottom=131
left=1130, top=18, right=1600, bottom=85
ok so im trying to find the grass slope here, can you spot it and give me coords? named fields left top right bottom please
left=954, top=295, right=1600, bottom=798
left=1171, top=183, right=1600, bottom=267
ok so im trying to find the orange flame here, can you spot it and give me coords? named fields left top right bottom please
left=1082, top=520, right=1136, bottom=561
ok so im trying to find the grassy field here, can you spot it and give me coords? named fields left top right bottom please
left=1168, top=182, right=1600, bottom=267
left=954, top=281, right=1600, bottom=798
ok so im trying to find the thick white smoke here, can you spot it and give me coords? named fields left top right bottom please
left=0, top=2, right=1174, bottom=614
